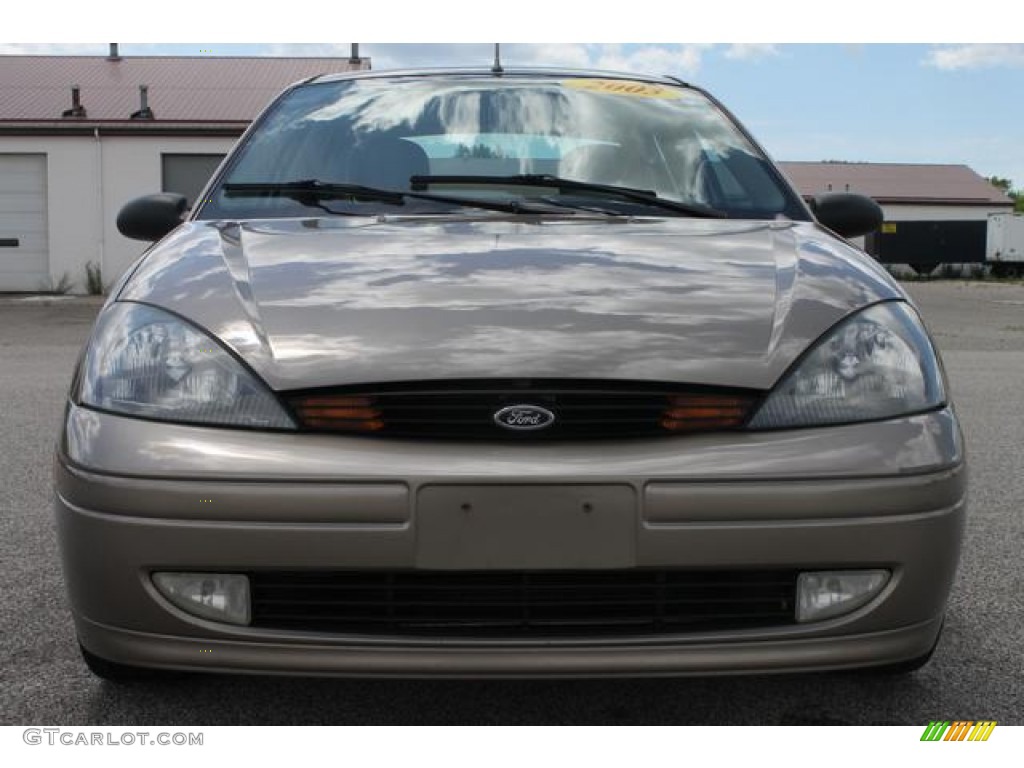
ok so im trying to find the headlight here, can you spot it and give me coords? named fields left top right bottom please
left=749, top=301, right=945, bottom=429
left=79, top=302, right=295, bottom=429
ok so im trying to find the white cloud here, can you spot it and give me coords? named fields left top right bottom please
left=0, top=43, right=101, bottom=55
left=591, top=44, right=711, bottom=77
left=357, top=44, right=713, bottom=78
left=266, top=43, right=351, bottom=58
left=1, top=42, right=754, bottom=79
left=723, top=44, right=780, bottom=60
left=925, top=44, right=1024, bottom=70
left=504, top=44, right=593, bottom=70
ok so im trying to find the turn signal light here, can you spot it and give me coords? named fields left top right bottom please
left=660, top=394, right=755, bottom=432
left=290, top=395, right=384, bottom=432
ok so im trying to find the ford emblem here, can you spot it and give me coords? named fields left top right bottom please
left=493, top=404, right=556, bottom=431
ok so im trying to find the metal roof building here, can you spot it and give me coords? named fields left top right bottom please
left=779, top=161, right=1014, bottom=270
left=778, top=161, right=1014, bottom=208
left=0, top=51, right=367, bottom=128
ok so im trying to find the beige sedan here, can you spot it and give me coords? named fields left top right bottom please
left=56, top=68, right=965, bottom=679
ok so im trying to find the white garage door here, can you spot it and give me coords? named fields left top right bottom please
left=0, top=154, right=49, bottom=291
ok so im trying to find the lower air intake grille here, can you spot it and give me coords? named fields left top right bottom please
left=249, top=569, right=798, bottom=637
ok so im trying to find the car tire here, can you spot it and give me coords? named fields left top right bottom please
left=79, top=642, right=183, bottom=682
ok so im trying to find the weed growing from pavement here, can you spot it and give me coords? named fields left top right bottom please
left=85, top=262, right=104, bottom=295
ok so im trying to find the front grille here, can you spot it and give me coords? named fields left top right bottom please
left=249, top=570, right=798, bottom=637
left=283, top=380, right=759, bottom=440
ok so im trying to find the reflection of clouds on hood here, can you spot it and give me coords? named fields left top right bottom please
left=265, top=333, right=376, bottom=362
left=435, top=325, right=688, bottom=376
left=120, top=219, right=901, bottom=391
left=236, top=224, right=777, bottom=329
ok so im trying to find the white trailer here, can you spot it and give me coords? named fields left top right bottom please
left=987, top=213, right=1024, bottom=277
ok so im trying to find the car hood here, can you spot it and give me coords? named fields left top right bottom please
left=119, top=216, right=901, bottom=391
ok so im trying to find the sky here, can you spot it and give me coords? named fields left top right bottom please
left=5, top=6, right=1023, bottom=190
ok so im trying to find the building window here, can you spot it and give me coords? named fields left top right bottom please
left=161, top=154, right=225, bottom=207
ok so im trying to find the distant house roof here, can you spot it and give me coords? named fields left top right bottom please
left=778, top=161, right=1014, bottom=207
left=0, top=54, right=369, bottom=132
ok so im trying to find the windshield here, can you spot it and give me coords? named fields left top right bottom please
left=198, top=75, right=807, bottom=220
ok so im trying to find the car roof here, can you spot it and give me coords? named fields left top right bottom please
left=307, top=67, right=694, bottom=89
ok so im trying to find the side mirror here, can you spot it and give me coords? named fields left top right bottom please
left=116, top=193, right=188, bottom=241
left=810, top=193, right=883, bottom=239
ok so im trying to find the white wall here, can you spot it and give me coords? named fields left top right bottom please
left=880, top=203, right=1009, bottom=222
left=0, top=133, right=235, bottom=293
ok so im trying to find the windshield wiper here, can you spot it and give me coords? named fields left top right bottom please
left=410, top=174, right=727, bottom=218
left=222, top=179, right=561, bottom=216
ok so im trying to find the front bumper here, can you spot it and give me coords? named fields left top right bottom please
left=56, top=403, right=966, bottom=677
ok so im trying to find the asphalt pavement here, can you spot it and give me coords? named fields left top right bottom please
left=1, top=283, right=1021, bottom=725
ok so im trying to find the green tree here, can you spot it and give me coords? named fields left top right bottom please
left=987, top=175, right=1013, bottom=193
left=987, top=176, right=1024, bottom=212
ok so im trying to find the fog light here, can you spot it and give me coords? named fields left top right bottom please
left=796, top=570, right=889, bottom=623
left=152, top=572, right=250, bottom=625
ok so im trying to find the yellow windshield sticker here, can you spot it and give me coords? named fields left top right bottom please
left=563, top=79, right=683, bottom=99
